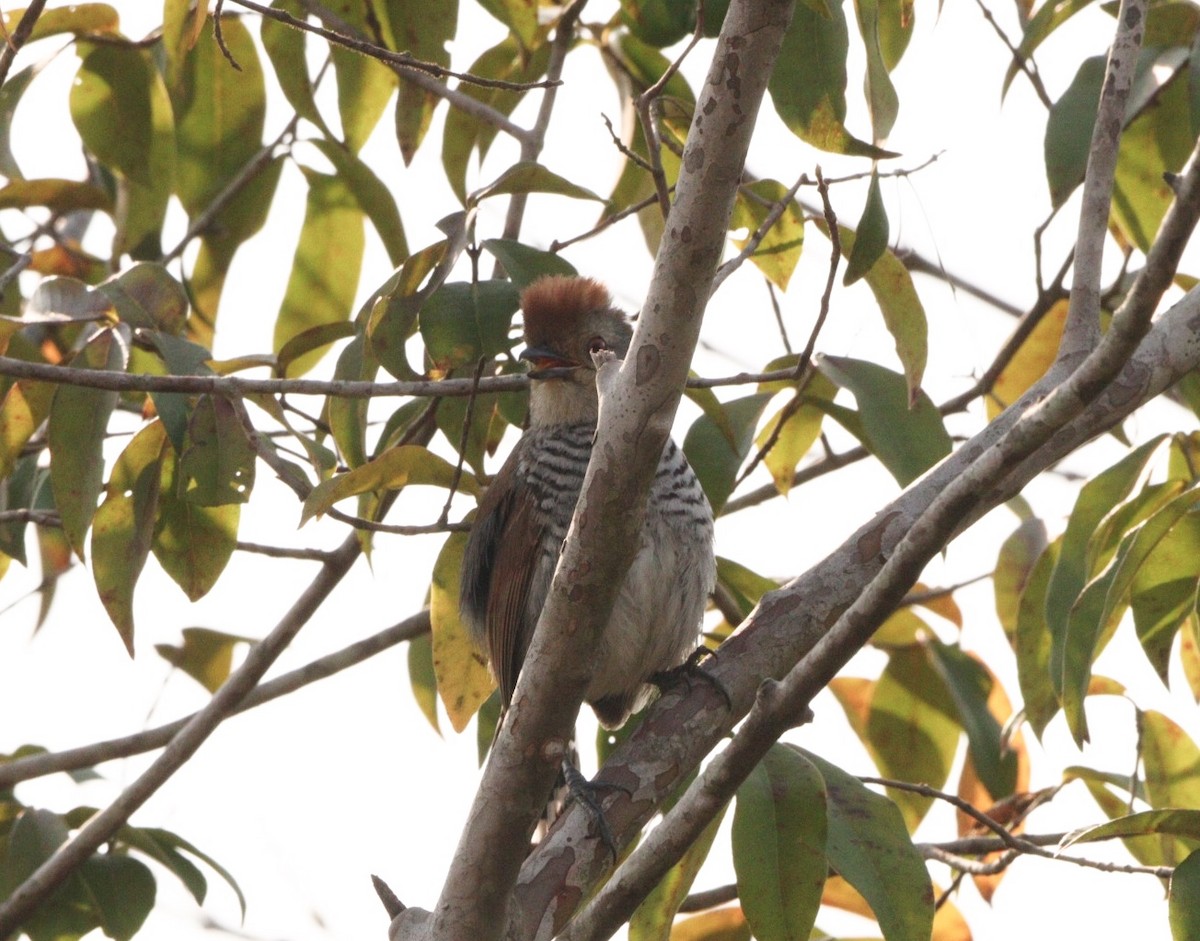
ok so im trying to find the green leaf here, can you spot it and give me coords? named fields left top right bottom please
left=994, top=517, right=1048, bottom=639
left=817, top=356, right=949, bottom=486
left=70, top=44, right=175, bottom=258
left=1045, top=437, right=1166, bottom=687
left=0, top=62, right=38, bottom=180
left=470, top=161, right=608, bottom=206
left=381, top=0, right=456, bottom=161
left=619, top=0, right=696, bottom=47
left=480, top=239, right=577, bottom=287
left=441, top=38, right=551, bottom=203
left=49, top=327, right=128, bottom=558
left=310, top=138, right=408, bottom=266
left=1066, top=809, right=1200, bottom=847
left=474, top=0, right=538, bottom=47
left=0, top=178, right=112, bottom=213
left=753, top=375, right=836, bottom=496
left=301, top=445, right=479, bottom=524
left=1171, top=849, right=1200, bottom=941
left=729, top=180, right=805, bottom=290
left=768, top=0, right=897, bottom=158
left=1045, top=55, right=1105, bottom=208
left=1143, top=711, right=1200, bottom=862
left=797, top=749, right=934, bottom=941
left=733, top=745, right=827, bottom=941
left=419, top=280, right=520, bottom=374
left=3, top=3, right=119, bottom=41
left=1003, top=0, right=1097, bottom=97
left=155, top=627, right=255, bottom=694
left=78, top=853, right=156, bottom=941
left=329, top=3, right=398, bottom=153
left=925, top=641, right=1018, bottom=800
left=275, top=321, right=358, bottom=378
left=261, top=0, right=332, bottom=137
left=854, top=0, right=901, bottom=142
left=865, top=645, right=961, bottom=829
left=98, top=263, right=189, bottom=335
left=119, top=824, right=245, bottom=918
left=630, top=805, right=727, bottom=941
left=178, top=395, right=256, bottom=506
left=153, top=446, right=238, bottom=601
left=274, top=169, right=365, bottom=376
left=715, top=556, right=778, bottom=621
left=407, top=632, right=441, bottom=734
left=92, top=421, right=167, bottom=654
left=329, top=333, right=377, bottom=470
left=429, top=531, right=494, bottom=732
left=843, top=172, right=889, bottom=285
left=683, top=393, right=773, bottom=514
left=1129, top=512, right=1200, bottom=680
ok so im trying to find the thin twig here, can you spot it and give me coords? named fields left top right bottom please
left=711, top=172, right=807, bottom=294
left=0, top=536, right=365, bottom=933
left=211, top=0, right=243, bottom=71
left=767, top=281, right=793, bottom=355
left=228, top=0, right=559, bottom=91
left=970, top=0, right=1051, bottom=108
left=0, top=0, right=46, bottom=89
left=0, top=610, right=431, bottom=788
left=234, top=540, right=337, bottom=561
left=549, top=191, right=667, bottom=252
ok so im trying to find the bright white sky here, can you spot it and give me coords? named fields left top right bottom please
left=1, top=1, right=1197, bottom=940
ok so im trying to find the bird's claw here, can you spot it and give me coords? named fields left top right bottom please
left=561, top=759, right=631, bottom=864
left=652, top=645, right=733, bottom=712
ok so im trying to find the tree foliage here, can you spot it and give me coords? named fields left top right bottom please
left=0, top=0, right=1199, bottom=939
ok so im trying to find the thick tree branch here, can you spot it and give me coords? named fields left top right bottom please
left=0, top=536, right=365, bottom=934
left=391, top=3, right=797, bottom=941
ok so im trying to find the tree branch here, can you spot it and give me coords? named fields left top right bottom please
left=0, top=0, right=46, bottom=89
left=392, top=3, right=799, bottom=941
left=0, top=535, right=365, bottom=934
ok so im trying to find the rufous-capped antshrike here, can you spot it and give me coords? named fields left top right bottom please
left=460, top=275, right=716, bottom=730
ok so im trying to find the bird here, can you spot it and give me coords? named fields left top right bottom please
left=460, top=274, right=717, bottom=730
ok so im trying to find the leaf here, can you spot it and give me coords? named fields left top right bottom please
left=407, top=632, right=441, bottom=734
left=817, top=356, right=949, bottom=486
left=119, top=824, right=246, bottom=918
left=619, top=0, right=696, bottom=46
left=480, top=239, right=577, bottom=287
left=92, top=421, right=167, bottom=654
left=1142, top=710, right=1200, bottom=865
left=99, top=262, right=189, bottom=335
left=329, top=6, right=398, bottom=153
left=177, top=395, right=256, bottom=506
left=310, top=138, right=408, bottom=266
left=441, top=38, right=551, bottom=203
left=1045, top=55, right=1106, bottom=208
left=78, top=853, right=157, bottom=941
left=470, top=161, right=608, bottom=206
left=854, top=0, right=901, bottom=143
left=715, top=556, right=778, bottom=621
left=729, top=180, right=805, bottom=291
left=733, top=745, right=827, bottom=941
left=429, top=531, right=494, bottom=732
left=1045, top=437, right=1167, bottom=688
left=155, top=627, right=255, bottom=694
left=768, top=0, right=897, bottom=158
left=474, top=0, right=539, bottom=48
left=0, top=178, right=112, bottom=213
left=797, top=749, right=934, bottom=941
left=844, top=172, right=889, bottom=285
left=48, top=327, right=128, bottom=558
left=153, top=446, right=238, bottom=601
left=328, top=333, right=377, bottom=471
left=630, top=806, right=727, bottom=941
left=381, top=0, right=456, bottom=161
left=926, top=641, right=1018, bottom=800
left=273, top=169, right=365, bottom=376
left=988, top=299, right=1069, bottom=420
left=865, top=645, right=961, bottom=829
left=302, top=445, right=479, bottom=524
left=3, top=3, right=119, bottom=41
left=821, top=224, right=928, bottom=400
left=1129, top=512, right=1200, bottom=681
left=1171, top=849, right=1200, bottom=941
left=1003, top=0, right=1097, bottom=97
left=0, top=62, right=37, bottom=180
left=994, top=517, right=1048, bottom=639
left=683, top=393, right=773, bottom=514
left=669, top=907, right=750, bottom=941
left=1064, top=808, right=1200, bottom=864
left=261, top=0, right=332, bottom=137
left=419, top=280, right=520, bottom=374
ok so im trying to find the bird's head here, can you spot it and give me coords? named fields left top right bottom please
left=519, top=275, right=632, bottom=426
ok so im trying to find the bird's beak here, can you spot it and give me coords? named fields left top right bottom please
left=520, top=344, right=579, bottom=379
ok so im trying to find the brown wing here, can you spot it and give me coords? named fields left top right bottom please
left=460, top=447, right=545, bottom=708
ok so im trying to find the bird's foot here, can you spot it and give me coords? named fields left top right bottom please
left=561, top=759, right=631, bottom=863
left=651, top=646, right=732, bottom=712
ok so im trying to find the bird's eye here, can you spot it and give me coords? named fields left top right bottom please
left=589, top=336, right=607, bottom=354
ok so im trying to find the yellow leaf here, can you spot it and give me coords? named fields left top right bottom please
left=987, top=299, right=1069, bottom=421
left=429, top=532, right=495, bottom=732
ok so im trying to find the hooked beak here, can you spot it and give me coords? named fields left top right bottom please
left=520, top=344, right=578, bottom=380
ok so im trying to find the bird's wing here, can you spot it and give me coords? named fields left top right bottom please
left=460, top=446, right=545, bottom=708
